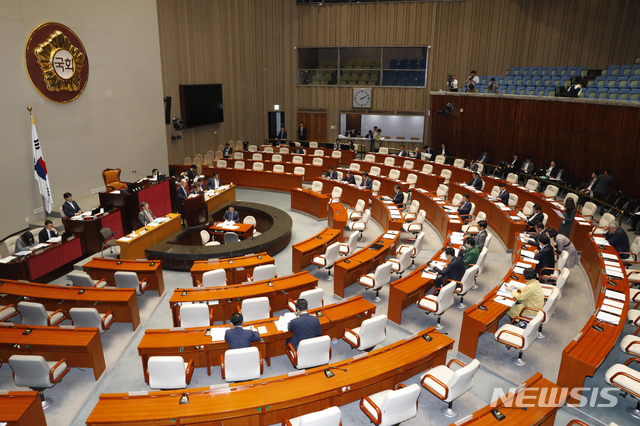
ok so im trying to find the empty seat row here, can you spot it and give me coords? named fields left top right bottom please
left=388, top=58, right=427, bottom=70
left=582, top=87, right=640, bottom=101
left=383, top=70, right=426, bottom=86
left=479, top=75, right=571, bottom=87
left=591, top=75, right=640, bottom=88
left=603, top=64, right=640, bottom=75
left=506, top=66, right=586, bottom=77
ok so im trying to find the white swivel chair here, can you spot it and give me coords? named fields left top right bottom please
left=379, top=147, right=389, bottom=155
left=358, top=262, right=393, bottom=302
left=114, top=271, right=149, bottom=294
left=580, top=201, right=597, bottom=221
left=422, top=164, right=433, bottom=174
left=243, top=215, right=261, bottom=237
left=247, top=264, right=276, bottom=282
left=525, top=179, right=539, bottom=191
left=508, top=193, right=518, bottom=207
left=179, top=303, right=212, bottom=327
left=506, top=173, right=519, bottom=184
left=329, top=187, right=342, bottom=203
left=9, top=354, right=70, bottom=409
left=490, top=185, right=501, bottom=198
left=360, top=383, right=421, bottom=426
left=0, top=304, right=18, bottom=322
left=474, top=247, right=489, bottom=286
left=200, top=230, right=220, bottom=246
left=336, top=171, right=343, bottom=181
left=369, top=166, right=381, bottom=177
left=544, top=185, right=559, bottom=199
left=440, top=169, right=452, bottom=184
left=292, top=156, right=303, bottom=164
left=402, top=200, right=420, bottom=221
left=416, top=282, right=456, bottom=330
left=313, top=149, right=324, bottom=156
left=234, top=161, right=245, bottom=169
left=453, top=158, right=465, bottom=169
left=287, top=335, right=331, bottom=369
left=331, top=150, right=341, bottom=159
left=309, top=142, right=318, bottom=148
left=252, top=153, right=263, bottom=161
left=421, top=358, right=481, bottom=417
left=69, top=307, right=114, bottom=333
left=347, top=199, right=366, bottom=221
left=233, top=152, right=243, bottom=159
left=17, top=301, right=65, bottom=326
left=371, top=180, right=381, bottom=196
left=282, top=406, right=342, bottom=426
left=435, top=155, right=445, bottom=164
left=452, top=265, right=480, bottom=308
left=253, top=162, right=264, bottom=171
left=68, top=270, right=108, bottom=288
left=312, top=157, right=323, bottom=166
left=287, top=288, right=324, bottom=312
left=522, top=200, right=535, bottom=216
left=238, top=297, right=271, bottom=323
left=605, top=359, right=640, bottom=419
left=348, top=209, right=371, bottom=241
left=263, top=146, right=274, bottom=153
left=620, top=328, right=640, bottom=357
left=312, top=242, right=341, bottom=279
left=388, top=169, right=401, bottom=180
left=462, top=211, right=486, bottom=234
left=384, top=157, right=396, bottom=167
left=403, top=160, right=414, bottom=170
left=402, top=209, right=426, bottom=236
left=343, top=314, right=387, bottom=351
left=541, top=268, right=570, bottom=299
left=339, top=231, right=359, bottom=256
left=273, top=164, right=285, bottom=173
left=593, top=213, right=615, bottom=235
left=406, top=173, right=418, bottom=189
left=350, top=163, right=361, bottom=172
left=397, top=231, right=424, bottom=268
left=494, top=311, right=544, bottom=366
left=272, top=154, right=282, bottom=162
left=248, top=145, right=257, bottom=152
left=364, top=154, right=375, bottom=163
left=293, top=166, right=305, bottom=177
left=310, top=180, right=323, bottom=193
left=387, top=250, right=413, bottom=277
left=216, top=160, right=227, bottom=168
left=221, top=347, right=263, bottom=382
left=450, top=193, right=463, bottom=207
left=147, top=356, right=194, bottom=390
left=436, top=184, right=449, bottom=199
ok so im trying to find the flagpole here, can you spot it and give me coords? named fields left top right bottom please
left=28, top=106, right=49, bottom=219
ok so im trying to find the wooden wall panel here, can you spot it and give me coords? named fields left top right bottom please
left=431, top=93, right=640, bottom=198
left=156, top=0, right=640, bottom=164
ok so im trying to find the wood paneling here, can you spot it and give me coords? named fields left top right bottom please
left=156, top=0, right=640, bottom=163
left=297, top=112, right=327, bottom=143
left=431, top=92, right=640, bottom=199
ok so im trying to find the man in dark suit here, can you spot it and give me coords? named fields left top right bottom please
left=138, top=202, right=156, bottom=226
left=276, top=126, right=287, bottom=145
left=62, top=192, right=82, bottom=217
left=592, top=169, right=615, bottom=214
left=222, top=143, right=233, bottom=158
left=206, top=172, right=221, bottom=190
left=498, top=182, right=509, bottom=205
left=360, top=172, right=373, bottom=190
left=286, top=299, right=322, bottom=351
left=423, top=145, right=435, bottom=161
left=477, top=150, right=491, bottom=164
left=554, top=166, right=568, bottom=183
left=298, top=122, right=307, bottom=141
left=342, top=170, right=356, bottom=184
left=526, top=204, right=544, bottom=227
left=412, top=147, right=422, bottom=159
left=225, top=313, right=259, bottom=349
left=527, top=222, right=546, bottom=246
left=430, top=247, right=465, bottom=292
left=440, top=143, right=450, bottom=163
left=176, top=179, right=188, bottom=215
left=474, top=220, right=488, bottom=250
left=392, top=184, right=404, bottom=206
left=38, top=220, right=58, bottom=243
left=189, top=178, right=204, bottom=195
left=543, top=160, right=559, bottom=179
left=187, top=164, right=198, bottom=181
left=520, top=156, right=535, bottom=176
left=604, top=223, right=630, bottom=259
left=325, top=166, right=338, bottom=180
left=501, top=154, right=521, bottom=179
left=397, top=145, right=408, bottom=157
left=457, top=194, right=472, bottom=221
left=467, top=172, right=483, bottom=190
left=534, top=235, right=555, bottom=275
left=224, top=205, right=240, bottom=223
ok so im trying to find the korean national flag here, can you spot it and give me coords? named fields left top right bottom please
left=32, top=116, right=54, bottom=213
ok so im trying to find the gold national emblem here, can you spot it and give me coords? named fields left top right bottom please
left=35, top=31, right=85, bottom=92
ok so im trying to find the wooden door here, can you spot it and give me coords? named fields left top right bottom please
left=297, top=112, right=327, bottom=143
left=345, top=114, right=362, bottom=136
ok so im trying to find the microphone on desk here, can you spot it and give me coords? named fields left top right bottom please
left=490, top=382, right=528, bottom=420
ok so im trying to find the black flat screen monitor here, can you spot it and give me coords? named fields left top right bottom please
left=179, top=84, right=224, bottom=128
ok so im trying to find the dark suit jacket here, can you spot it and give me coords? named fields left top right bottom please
left=555, top=170, right=568, bottom=182
left=508, top=158, right=521, bottom=170
left=187, top=169, right=197, bottom=181
left=361, top=177, right=373, bottom=190
left=478, top=153, right=491, bottom=163
left=397, top=150, right=408, bottom=157
left=392, top=190, right=404, bottom=206
left=605, top=228, right=630, bottom=258
left=223, top=147, right=233, bottom=158
left=176, top=185, right=188, bottom=214
left=225, top=327, right=260, bottom=349
left=468, top=177, right=482, bottom=190
left=286, top=313, right=322, bottom=350
left=520, top=161, right=535, bottom=174
left=224, top=210, right=240, bottom=222
left=499, top=189, right=509, bottom=205
left=434, top=256, right=465, bottom=285
left=534, top=244, right=555, bottom=274
left=544, top=165, right=558, bottom=178
left=528, top=231, right=544, bottom=247
left=298, top=126, right=307, bottom=141
left=342, top=175, right=356, bottom=184
left=62, top=201, right=81, bottom=217
left=326, top=170, right=338, bottom=180
left=138, top=209, right=156, bottom=226
left=206, top=178, right=221, bottom=190
left=527, top=212, right=544, bottom=227
left=38, top=227, right=58, bottom=243
left=413, top=152, right=422, bottom=160
left=457, top=201, right=472, bottom=219
left=277, top=130, right=287, bottom=141
left=592, top=173, right=615, bottom=197
left=424, top=148, right=435, bottom=159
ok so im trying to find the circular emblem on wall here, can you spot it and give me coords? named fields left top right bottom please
left=25, top=22, right=89, bottom=103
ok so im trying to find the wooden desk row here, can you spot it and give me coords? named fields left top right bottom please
left=116, top=213, right=182, bottom=261
left=258, top=145, right=357, bottom=163
left=292, top=227, right=343, bottom=273
left=370, top=196, right=405, bottom=231
left=370, top=152, right=472, bottom=183
left=0, top=391, right=47, bottom=426
left=233, top=151, right=342, bottom=169
left=190, top=252, right=275, bottom=286
left=83, top=257, right=165, bottom=298
left=139, top=295, right=375, bottom=377
left=222, top=158, right=327, bottom=179
left=411, top=188, right=463, bottom=240
left=0, top=323, right=106, bottom=380
left=205, top=167, right=303, bottom=192
left=169, top=271, right=318, bottom=327
left=0, top=279, right=140, bottom=330
left=316, top=179, right=371, bottom=207
left=557, top=235, right=630, bottom=404
left=87, top=329, right=453, bottom=425
left=350, top=159, right=444, bottom=193
left=333, top=230, right=400, bottom=298
left=290, top=187, right=330, bottom=219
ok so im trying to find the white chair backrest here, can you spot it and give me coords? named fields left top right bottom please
left=202, top=269, right=226, bottom=287
left=556, top=250, right=569, bottom=270
left=353, top=199, right=366, bottom=214
left=506, top=173, right=518, bottom=184
left=313, top=149, right=324, bottom=157
left=521, top=311, right=544, bottom=349
left=599, top=213, right=615, bottom=227
left=407, top=200, right=420, bottom=214
left=630, top=236, right=640, bottom=256
left=373, top=262, right=393, bottom=287
left=476, top=211, right=487, bottom=222
left=234, top=161, right=245, bottom=169
left=69, top=308, right=106, bottom=331
left=293, top=406, right=342, bottom=426
left=544, top=185, right=559, bottom=198
left=395, top=249, right=413, bottom=272
left=369, top=166, right=381, bottom=176
left=223, top=347, right=261, bottom=382
left=241, top=296, right=270, bottom=322
left=484, top=233, right=493, bottom=250
left=379, top=147, right=389, bottom=155
left=253, top=162, right=264, bottom=171
left=294, top=166, right=305, bottom=176
left=180, top=303, right=210, bottom=328
left=115, top=271, right=140, bottom=290
left=331, top=150, right=341, bottom=159
left=312, top=157, right=323, bottom=166
left=555, top=268, right=570, bottom=295
left=336, top=171, right=343, bottom=180
left=476, top=163, right=484, bottom=174
left=298, top=288, right=325, bottom=310
left=389, top=169, right=401, bottom=180
left=422, top=163, right=433, bottom=174
left=406, top=173, right=417, bottom=186
left=354, top=175, right=362, bottom=185
left=68, top=271, right=97, bottom=287
left=292, top=156, right=303, bottom=164
left=469, top=202, right=476, bottom=216
left=582, top=201, right=597, bottom=218
left=413, top=232, right=425, bottom=256
left=415, top=209, right=426, bottom=224
left=440, top=169, right=452, bottom=179
left=435, top=282, right=456, bottom=314
left=331, top=187, right=342, bottom=200
left=436, top=184, right=449, bottom=197
left=350, top=163, right=361, bottom=171
left=323, top=242, right=342, bottom=268
left=252, top=264, right=277, bottom=282
left=183, top=156, right=192, bottom=165
left=360, top=209, right=372, bottom=224
left=525, top=179, right=539, bottom=191
left=435, top=155, right=445, bottom=164
left=296, top=335, right=331, bottom=369
left=233, top=152, right=244, bottom=159
left=252, top=153, right=263, bottom=161
left=459, top=265, right=479, bottom=294
left=384, top=157, right=396, bottom=166
left=248, top=145, right=257, bottom=152
left=272, top=154, right=282, bottom=162
left=403, top=160, right=414, bottom=170
left=522, top=201, right=535, bottom=215
left=309, top=141, right=318, bottom=148
left=451, top=193, right=463, bottom=206
left=9, top=355, right=59, bottom=388
left=476, top=247, right=489, bottom=275
left=243, top=215, right=257, bottom=226
left=541, top=287, right=560, bottom=325
left=217, top=160, right=227, bottom=168
left=358, top=314, right=387, bottom=349
left=203, top=154, right=212, bottom=165
left=364, top=154, right=375, bottom=163
left=279, top=147, right=289, bottom=154
left=264, top=146, right=274, bottom=153
left=453, top=158, right=465, bottom=169
left=379, top=383, right=421, bottom=425
left=148, top=356, right=188, bottom=389
left=371, top=180, right=381, bottom=193
left=447, top=359, right=481, bottom=401
left=491, top=185, right=501, bottom=197
left=508, top=193, right=518, bottom=207
left=200, top=230, right=210, bottom=245
left=311, top=181, right=323, bottom=193
left=273, top=164, right=284, bottom=173
left=564, top=193, right=579, bottom=206
left=343, top=232, right=359, bottom=255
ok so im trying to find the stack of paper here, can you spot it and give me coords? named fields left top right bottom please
left=601, top=253, right=618, bottom=261
left=421, top=271, right=438, bottom=279
left=605, top=289, right=626, bottom=302
left=0, top=256, right=16, bottom=264
left=274, top=312, right=297, bottom=332
left=520, top=250, right=536, bottom=258
left=605, top=266, right=624, bottom=279
left=592, top=237, right=610, bottom=246
left=439, top=249, right=459, bottom=260
left=49, top=236, right=62, bottom=243
left=596, top=311, right=620, bottom=326
left=210, top=327, right=230, bottom=341
left=493, top=296, right=516, bottom=307
left=383, top=230, right=399, bottom=239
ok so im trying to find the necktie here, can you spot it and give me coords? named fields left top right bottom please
left=146, top=211, right=152, bottom=221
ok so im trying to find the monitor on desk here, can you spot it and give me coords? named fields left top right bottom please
left=104, top=202, right=114, bottom=212
left=91, top=207, right=101, bottom=216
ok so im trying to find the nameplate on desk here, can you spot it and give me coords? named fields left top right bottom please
left=454, top=415, right=473, bottom=425
left=353, top=353, right=369, bottom=360
left=288, top=370, right=305, bottom=377
left=127, top=391, right=148, bottom=397
left=170, top=327, right=186, bottom=331
left=210, top=383, right=230, bottom=390
left=60, top=325, right=76, bottom=329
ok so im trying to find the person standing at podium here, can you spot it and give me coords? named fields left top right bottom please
left=224, top=205, right=240, bottom=223
left=176, top=179, right=188, bottom=215
left=38, top=220, right=58, bottom=243
left=62, top=192, right=82, bottom=217
left=138, top=202, right=156, bottom=227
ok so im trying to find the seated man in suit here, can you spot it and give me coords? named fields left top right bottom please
left=292, top=144, right=304, bottom=154
left=38, top=220, right=58, bottom=243
left=187, top=164, right=198, bottom=181
left=325, top=166, right=338, bottom=180
left=554, top=165, right=568, bottom=183
left=222, top=143, right=233, bottom=158
left=392, top=184, right=404, bottom=206
left=527, top=222, right=546, bottom=247
left=342, top=170, right=356, bottom=185
left=457, top=194, right=472, bottom=222
left=526, top=204, right=544, bottom=228
left=150, top=168, right=161, bottom=180
left=520, top=156, right=535, bottom=177
left=477, top=150, right=491, bottom=164
left=396, top=145, right=408, bottom=157
left=189, top=178, right=204, bottom=195
left=430, top=247, right=465, bottom=293
left=497, top=182, right=509, bottom=205
left=225, top=313, right=259, bottom=349
left=473, top=220, right=488, bottom=250
left=359, top=172, right=372, bottom=190
left=62, top=192, right=82, bottom=217
left=423, top=145, right=435, bottom=160
left=543, top=160, right=558, bottom=179
left=412, top=146, right=422, bottom=159
left=604, top=222, right=630, bottom=259
left=458, top=236, right=479, bottom=269
left=534, top=235, right=555, bottom=275
left=501, top=154, right=521, bottom=179
left=467, top=172, right=482, bottom=190
left=176, top=179, right=189, bottom=215
left=224, top=205, right=240, bottom=223
left=286, top=298, right=322, bottom=351
left=206, top=172, right=221, bottom=190
left=138, top=201, right=156, bottom=226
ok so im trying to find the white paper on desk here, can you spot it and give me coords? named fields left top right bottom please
left=487, top=196, right=498, bottom=201
left=447, top=214, right=459, bottom=219
left=494, top=296, right=516, bottom=307
left=575, top=217, right=587, bottom=222
left=605, top=289, right=626, bottom=302
left=452, top=232, right=465, bottom=238
left=499, top=205, right=511, bottom=211
left=210, top=327, right=229, bottom=342
left=432, top=197, right=443, bottom=201
left=520, top=257, right=539, bottom=264
left=596, top=311, right=620, bottom=326
left=520, top=250, right=536, bottom=258
left=147, top=222, right=160, bottom=228
left=421, top=272, right=438, bottom=279
left=257, top=326, right=268, bottom=335
left=15, top=251, right=31, bottom=256
left=431, top=261, right=447, bottom=270
left=513, top=266, right=525, bottom=275
left=600, top=304, right=623, bottom=316
left=517, top=212, right=527, bottom=220
left=510, top=215, right=521, bottom=220
left=578, top=221, right=592, bottom=226
left=32, top=243, right=49, bottom=250
left=604, top=260, right=621, bottom=267
left=48, top=236, right=62, bottom=243
left=118, top=237, right=133, bottom=242
left=70, top=215, right=84, bottom=221
left=605, top=267, right=624, bottom=278
left=436, top=201, right=446, bottom=205
left=554, top=209, right=564, bottom=218
left=450, top=220, right=462, bottom=224
left=496, top=290, right=512, bottom=298
left=0, top=256, right=16, bottom=264
left=516, top=261, right=534, bottom=268
left=601, top=253, right=618, bottom=261
left=110, top=190, right=121, bottom=194
left=593, top=237, right=610, bottom=246
left=508, top=280, right=526, bottom=288
left=382, top=233, right=397, bottom=239
left=603, top=298, right=624, bottom=309
left=440, top=249, right=459, bottom=259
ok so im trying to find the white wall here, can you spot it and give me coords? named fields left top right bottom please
left=0, top=0, right=168, bottom=239
left=340, top=114, right=425, bottom=141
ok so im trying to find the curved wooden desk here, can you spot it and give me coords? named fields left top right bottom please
left=350, top=170, right=409, bottom=197
left=350, top=159, right=443, bottom=192
left=116, top=213, right=182, bottom=261
left=87, top=329, right=453, bottom=426
left=290, top=187, right=330, bottom=219
left=169, top=272, right=318, bottom=326
left=0, top=391, right=46, bottom=426
left=557, top=235, right=630, bottom=404
left=292, top=227, right=343, bottom=273
left=139, top=295, right=375, bottom=376
left=410, top=188, right=463, bottom=239
left=208, top=167, right=303, bottom=191
left=190, top=253, right=275, bottom=285
left=317, top=179, right=371, bottom=207
left=328, top=202, right=349, bottom=231
left=83, top=257, right=165, bottom=298
left=0, top=279, right=140, bottom=330
left=0, top=323, right=105, bottom=380
left=371, top=196, right=405, bottom=231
